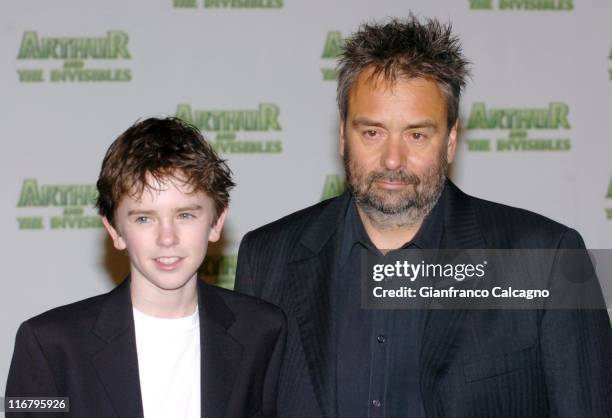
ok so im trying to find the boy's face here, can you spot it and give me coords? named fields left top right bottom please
left=102, top=175, right=226, bottom=293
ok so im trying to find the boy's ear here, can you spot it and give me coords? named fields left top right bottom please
left=102, top=217, right=127, bottom=251
left=208, top=208, right=228, bottom=243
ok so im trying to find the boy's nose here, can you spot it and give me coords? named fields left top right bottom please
left=157, top=222, right=179, bottom=247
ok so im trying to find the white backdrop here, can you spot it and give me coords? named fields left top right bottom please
left=2, top=0, right=611, bottom=401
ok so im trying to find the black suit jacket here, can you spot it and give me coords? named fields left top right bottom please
left=234, top=181, right=612, bottom=418
left=6, top=278, right=286, bottom=418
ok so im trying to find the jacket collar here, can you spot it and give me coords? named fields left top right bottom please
left=441, top=179, right=487, bottom=249
left=198, top=280, right=242, bottom=418
left=90, top=278, right=241, bottom=418
left=90, top=278, right=144, bottom=418
left=291, top=191, right=352, bottom=261
left=284, top=193, right=350, bottom=418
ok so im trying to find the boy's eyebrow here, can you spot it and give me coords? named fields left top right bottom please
left=126, top=205, right=204, bottom=217
left=127, top=209, right=156, bottom=217
left=175, top=205, right=204, bottom=212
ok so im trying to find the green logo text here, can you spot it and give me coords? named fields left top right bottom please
left=176, top=103, right=283, bottom=154
left=321, top=31, right=344, bottom=81
left=16, top=179, right=102, bottom=230
left=470, top=0, right=573, bottom=10
left=465, top=102, right=572, bottom=152
left=321, top=174, right=345, bottom=201
left=174, top=0, right=282, bottom=8
left=16, top=31, right=132, bottom=83
left=18, top=31, right=130, bottom=60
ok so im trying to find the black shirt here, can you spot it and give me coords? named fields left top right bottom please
left=335, top=189, right=446, bottom=418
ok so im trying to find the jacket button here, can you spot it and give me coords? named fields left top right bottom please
left=377, top=334, right=386, bottom=343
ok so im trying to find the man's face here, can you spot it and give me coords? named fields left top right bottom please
left=102, top=174, right=226, bottom=293
left=340, top=69, right=457, bottom=225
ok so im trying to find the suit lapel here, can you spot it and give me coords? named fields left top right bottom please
left=286, top=192, right=350, bottom=418
left=198, top=281, right=243, bottom=418
left=441, top=180, right=487, bottom=249
left=287, top=245, right=336, bottom=418
left=419, top=180, right=487, bottom=416
left=90, top=279, right=144, bottom=418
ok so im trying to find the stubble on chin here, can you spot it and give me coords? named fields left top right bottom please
left=343, top=145, right=447, bottom=230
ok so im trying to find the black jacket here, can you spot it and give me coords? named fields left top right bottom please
left=234, top=180, right=612, bottom=418
left=6, top=278, right=286, bottom=418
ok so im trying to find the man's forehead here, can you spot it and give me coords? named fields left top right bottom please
left=346, top=69, right=448, bottom=127
left=352, top=67, right=440, bottom=97
left=356, top=67, right=397, bottom=90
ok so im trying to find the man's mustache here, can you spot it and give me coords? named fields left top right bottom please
left=367, top=170, right=420, bottom=185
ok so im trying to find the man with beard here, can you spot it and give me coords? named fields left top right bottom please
left=235, top=16, right=611, bottom=418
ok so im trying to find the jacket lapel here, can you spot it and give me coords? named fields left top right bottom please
left=90, top=278, right=242, bottom=418
left=287, top=245, right=336, bottom=418
left=90, top=279, right=144, bottom=418
left=286, top=192, right=350, bottom=418
left=198, top=281, right=243, bottom=418
left=419, top=180, right=487, bottom=416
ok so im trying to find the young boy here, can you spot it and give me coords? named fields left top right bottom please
left=6, top=117, right=286, bottom=418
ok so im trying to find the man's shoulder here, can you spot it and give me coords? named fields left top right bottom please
left=243, top=196, right=340, bottom=243
left=208, top=284, right=285, bottom=330
left=470, top=193, right=567, bottom=231
left=465, top=192, right=578, bottom=247
left=211, top=284, right=285, bottom=320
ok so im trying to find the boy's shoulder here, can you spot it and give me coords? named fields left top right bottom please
left=25, top=290, right=111, bottom=333
left=17, top=283, right=133, bottom=348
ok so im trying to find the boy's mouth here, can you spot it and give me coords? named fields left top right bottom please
left=154, top=257, right=182, bottom=269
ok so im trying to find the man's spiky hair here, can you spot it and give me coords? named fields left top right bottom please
left=337, top=15, right=471, bottom=130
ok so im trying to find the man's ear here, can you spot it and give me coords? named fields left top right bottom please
left=208, top=208, right=228, bottom=243
left=446, top=120, right=459, bottom=163
left=102, top=217, right=127, bottom=251
left=339, top=120, right=346, bottom=157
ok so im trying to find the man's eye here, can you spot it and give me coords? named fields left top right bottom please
left=179, top=213, right=195, bottom=220
left=364, top=130, right=379, bottom=138
left=411, top=132, right=426, bottom=141
left=135, top=216, right=149, bottom=224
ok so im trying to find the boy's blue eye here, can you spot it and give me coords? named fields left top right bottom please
left=179, top=213, right=194, bottom=220
left=135, top=216, right=149, bottom=224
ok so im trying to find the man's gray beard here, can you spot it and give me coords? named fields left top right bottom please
left=344, top=150, right=447, bottom=230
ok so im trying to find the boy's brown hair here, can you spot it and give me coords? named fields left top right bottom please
left=96, top=117, right=234, bottom=225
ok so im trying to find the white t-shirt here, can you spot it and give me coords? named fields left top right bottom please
left=133, top=307, right=201, bottom=418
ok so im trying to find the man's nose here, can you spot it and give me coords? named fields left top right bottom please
left=381, top=136, right=406, bottom=171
